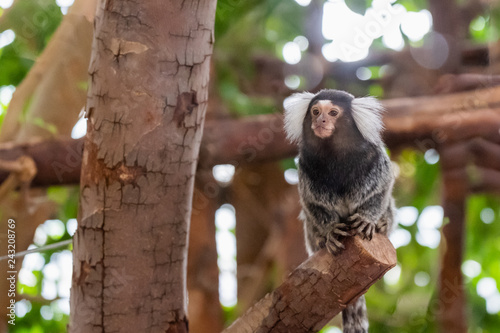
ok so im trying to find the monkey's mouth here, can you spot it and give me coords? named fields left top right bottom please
left=312, top=125, right=334, bottom=139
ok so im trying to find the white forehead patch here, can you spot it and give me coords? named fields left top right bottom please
left=315, top=100, right=332, bottom=107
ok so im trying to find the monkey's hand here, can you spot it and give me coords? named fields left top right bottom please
left=326, top=223, right=352, bottom=255
left=347, top=213, right=376, bottom=240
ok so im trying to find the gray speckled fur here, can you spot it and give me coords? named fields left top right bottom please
left=298, top=143, right=395, bottom=255
left=285, top=89, right=396, bottom=333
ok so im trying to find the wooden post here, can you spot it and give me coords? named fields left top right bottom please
left=438, top=146, right=469, bottom=332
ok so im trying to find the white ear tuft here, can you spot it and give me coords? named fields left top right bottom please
left=351, top=96, right=385, bottom=144
left=283, top=92, right=314, bottom=143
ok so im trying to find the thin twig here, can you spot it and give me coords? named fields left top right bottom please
left=0, top=239, right=73, bottom=261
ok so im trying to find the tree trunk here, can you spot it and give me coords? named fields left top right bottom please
left=436, top=144, right=469, bottom=333
left=0, top=0, right=96, bottom=330
left=69, top=0, right=217, bottom=332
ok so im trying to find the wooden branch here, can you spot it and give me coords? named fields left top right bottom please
left=434, top=74, right=500, bottom=94
left=1, top=86, right=500, bottom=186
left=440, top=138, right=500, bottom=194
left=382, top=87, right=500, bottom=151
left=223, top=234, right=396, bottom=333
left=0, top=138, right=83, bottom=187
left=199, top=114, right=295, bottom=168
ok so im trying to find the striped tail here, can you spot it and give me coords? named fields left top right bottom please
left=342, top=295, right=369, bottom=333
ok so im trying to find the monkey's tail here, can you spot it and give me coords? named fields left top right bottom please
left=342, top=295, right=369, bottom=333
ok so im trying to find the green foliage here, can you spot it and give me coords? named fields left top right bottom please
left=397, top=0, right=428, bottom=12
left=0, top=0, right=63, bottom=86
left=0, top=0, right=63, bottom=131
left=11, top=301, right=68, bottom=333
left=214, top=0, right=305, bottom=117
left=12, top=186, right=78, bottom=332
left=0, top=45, right=34, bottom=86
left=368, top=83, right=384, bottom=98
left=218, top=80, right=276, bottom=116
left=32, top=117, right=58, bottom=135
left=469, top=16, right=492, bottom=44
left=280, top=157, right=297, bottom=171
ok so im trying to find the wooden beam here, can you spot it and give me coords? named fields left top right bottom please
left=223, top=234, right=396, bottom=333
left=1, top=86, right=500, bottom=186
left=0, top=138, right=83, bottom=187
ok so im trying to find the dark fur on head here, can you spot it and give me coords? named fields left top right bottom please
left=302, top=90, right=367, bottom=155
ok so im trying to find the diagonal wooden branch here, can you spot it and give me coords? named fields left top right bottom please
left=223, top=234, right=396, bottom=333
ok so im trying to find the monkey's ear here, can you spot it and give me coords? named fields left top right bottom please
left=283, top=92, right=314, bottom=143
left=351, top=96, right=385, bottom=144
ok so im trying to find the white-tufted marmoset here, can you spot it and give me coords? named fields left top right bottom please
left=284, top=89, right=396, bottom=333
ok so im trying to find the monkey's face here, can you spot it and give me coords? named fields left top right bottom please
left=309, top=100, right=343, bottom=139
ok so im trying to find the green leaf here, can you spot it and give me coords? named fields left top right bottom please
left=47, top=186, right=70, bottom=205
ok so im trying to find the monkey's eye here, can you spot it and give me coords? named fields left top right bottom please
left=312, top=109, right=319, bottom=116
left=329, top=110, right=339, bottom=117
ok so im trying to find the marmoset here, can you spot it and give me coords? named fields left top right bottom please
left=284, top=89, right=395, bottom=333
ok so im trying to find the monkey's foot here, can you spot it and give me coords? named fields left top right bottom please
left=376, top=220, right=388, bottom=235
left=348, top=214, right=375, bottom=240
left=326, top=223, right=351, bottom=255
left=314, top=236, right=327, bottom=250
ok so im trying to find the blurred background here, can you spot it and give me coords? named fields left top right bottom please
left=0, top=0, right=499, bottom=332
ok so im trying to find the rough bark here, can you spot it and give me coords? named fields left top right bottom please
left=69, top=0, right=217, bottom=332
left=223, top=234, right=396, bottom=333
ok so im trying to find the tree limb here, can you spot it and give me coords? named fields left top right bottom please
left=223, top=234, right=396, bottom=333
left=1, top=86, right=500, bottom=186
left=434, top=74, right=500, bottom=94
left=0, top=138, right=83, bottom=187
